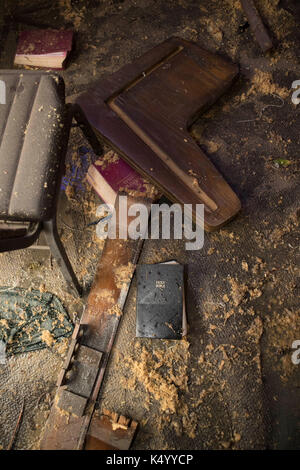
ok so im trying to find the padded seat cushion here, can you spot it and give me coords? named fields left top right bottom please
left=0, top=71, right=67, bottom=221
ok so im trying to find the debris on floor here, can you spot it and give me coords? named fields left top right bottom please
left=0, top=0, right=299, bottom=453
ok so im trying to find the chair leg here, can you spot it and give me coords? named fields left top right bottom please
left=43, top=218, right=82, bottom=297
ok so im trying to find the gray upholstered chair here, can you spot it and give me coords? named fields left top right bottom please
left=0, top=70, right=102, bottom=295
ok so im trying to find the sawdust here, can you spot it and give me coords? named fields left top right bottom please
left=113, top=262, right=134, bottom=289
left=94, top=288, right=115, bottom=304
left=1, top=0, right=299, bottom=451
left=228, top=277, right=248, bottom=306
left=111, top=421, right=128, bottom=431
left=53, top=337, right=69, bottom=357
left=205, top=140, right=221, bottom=154
left=199, top=17, right=223, bottom=44
left=120, top=338, right=202, bottom=440
left=41, top=330, right=55, bottom=348
left=252, top=257, right=266, bottom=275
left=0, top=319, right=9, bottom=329
left=247, top=316, right=264, bottom=343
left=220, top=430, right=242, bottom=449
left=265, top=308, right=300, bottom=381
left=242, top=261, right=248, bottom=272
left=106, top=304, right=122, bottom=317
left=121, top=181, right=159, bottom=200
left=224, top=0, right=242, bottom=10
left=121, top=340, right=190, bottom=415
left=255, top=0, right=294, bottom=39
left=58, top=0, right=85, bottom=30
left=93, top=151, right=159, bottom=200
left=240, top=69, right=289, bottom=101
left=65, top=184, right=75, bottom=202
left=94, top=150, right=119, bottom=170
left=221, top=0, right=243, bottom=30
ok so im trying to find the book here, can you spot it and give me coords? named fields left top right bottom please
left=163, top=260, right=187, bottom=337
left=136, top=262, right=186, bottom=340
left=14, top=29, right=73, bottom=69
left=87, top=151, right=146, bottom=206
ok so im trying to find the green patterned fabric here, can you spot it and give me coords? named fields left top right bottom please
left=0, top=287, right=73, bottom=355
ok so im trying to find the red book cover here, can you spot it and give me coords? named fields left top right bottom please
left=87, top=151, right=146, bottom=206
left=16, top=29, right=73, bottom=55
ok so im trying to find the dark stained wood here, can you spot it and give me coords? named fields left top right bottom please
left=84, top=435, right=117, bottom=450
left=76, top=37, right=241, bottom=231
left=56, top=389, right=88, bottom=417
left=241, top=0, right=273, bottom=52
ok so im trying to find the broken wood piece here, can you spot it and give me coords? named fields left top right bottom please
left=57, top=389, right=87, bottom=417
left=76, top=37, right=241, bottom=231
left=85, top=412, right=138, bottom=450
left=240, top=0, right=273, bottom=52
left=64, top=345, right=103, bottom=398
left=118, top=415, right=130, bottom=427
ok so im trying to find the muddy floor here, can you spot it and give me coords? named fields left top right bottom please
left=0, top=0, right=299, bottom=450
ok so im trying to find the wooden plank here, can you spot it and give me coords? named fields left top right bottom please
left=85, top=413, right=138, bottom=450
left=57, top=389, right=87, bottom=417
left=76, top=37, right=241, bottom=231
left=40, top=193, right=152, bottom=450
left=65, top=345, right=103, bottom=398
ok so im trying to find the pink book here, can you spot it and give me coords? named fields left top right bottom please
left=87, top=151, right=146, bottom=206
left=14, top=29, right=73, bottom=69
